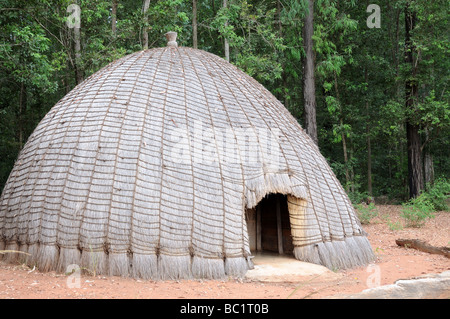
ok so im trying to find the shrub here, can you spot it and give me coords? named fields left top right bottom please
left=400, top=177, right=449, bottom=227
left=355, top=203, right=378, bottom=224
left=401, top=195, right=435, bottom=227
left=348, top=190, right=369, bottom=205
left=424, top=178, right=450, bottom=211
left=387, top=220, right=403, bottom=231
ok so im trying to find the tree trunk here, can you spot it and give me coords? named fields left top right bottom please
left=302, top=0, right=317, bottom=145
left=405, top=3, right=423, bottom=198
left=142, top=0, right=151, bottom=49
left=349, top=142, right=355, bottom=193
left=424, top=152, right=434, bottom=187
left=423, top=128, right=435, bottom=187
left=192, top=0, right=198, bottom=49
left=396, top=239, right=450, bottom=258
left=367, top=118, right=373, bottom=196
left=365, top=69, right=373, bottom=196
left=277, top=0, right=289, bottom=107
left=74, top=24, right=83, bottom=84
left=18, top=82, right=26, bottom=149
left=211, top=0, right=216, bottom=15
left=341, top=119, right=350, bottom=192
left=334, top=72, right=350, bottom=191
left=223, top=0, right=229, bottom=62
left=406, top=124, right=423, bottom=198
left=112, top=0, right=118, bottom=35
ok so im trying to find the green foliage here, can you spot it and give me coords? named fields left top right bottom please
left=355, top=203, right=378, bottom=225
left=387, top=220, right=403, bottom=231
left=0, top=0, right=448, bottom=202
left=211, top=0, right=285, bottom=84
left=407, top=90, right=450, bottom=130
left=348, top=190, right=368, bottom=205
left=145, top=0, right=191, bottom=46
left=0, top=22, right=57, bottom=92
left=423, top=178, right=450, bottom=211
left=401, top=195, right=435, bottom=228
left=401, top=178, right=449, bottom=228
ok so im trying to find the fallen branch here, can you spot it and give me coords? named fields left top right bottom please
left=395, top=239, right=450, bottom=258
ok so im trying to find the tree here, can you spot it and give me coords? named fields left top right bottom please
left=223, top=0, right=229, bottom=61
left=73, top=0, right=83, bottom=84
left=0, top=0, right=447, bottom=202
left=0, top=0, right=61, bottom=190
left=402, top=0, right=449, bottom=198
left=112, top=0, right=118, bottom=35
left=404, top=2, right=422, bottom=198
left=142, top=0, right=151, bottom=49
left=313, top=0, right=357, bottom=193
left=192, top=0, right=198, bottom=48
left=302, top=0, right=317, bottom=145
left=211, top=0, right=284, bottom=83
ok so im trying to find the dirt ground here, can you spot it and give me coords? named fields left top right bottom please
left=0, top=205, right=448, bottom=299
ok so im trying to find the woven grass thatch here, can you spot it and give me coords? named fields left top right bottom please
left=0, top=35, right=374, bottom=279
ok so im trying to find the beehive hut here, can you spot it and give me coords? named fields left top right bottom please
left=0, top=33, right=374, bottom=280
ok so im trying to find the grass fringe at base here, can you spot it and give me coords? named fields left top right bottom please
left=294, top=235, right=375, bottom=270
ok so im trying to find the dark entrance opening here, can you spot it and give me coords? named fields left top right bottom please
left=246, top=193, right=293, bottom=255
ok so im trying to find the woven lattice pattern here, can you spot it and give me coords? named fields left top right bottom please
left=0, top=46, right=374, bottom=279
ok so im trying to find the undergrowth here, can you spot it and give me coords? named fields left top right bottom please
left=401, top=178, right=449, bottom=227
left=355, top=203, right=378, bottom=224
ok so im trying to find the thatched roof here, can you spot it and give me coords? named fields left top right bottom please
left=0, top=35, right=374, bottom=279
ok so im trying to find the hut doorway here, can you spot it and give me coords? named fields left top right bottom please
left=246, top=193, right=294, bottom=256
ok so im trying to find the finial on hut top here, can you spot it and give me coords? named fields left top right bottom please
left=165, top=31, right=178, bottom=47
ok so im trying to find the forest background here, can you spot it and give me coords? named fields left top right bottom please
left=0, top=0, right=448, bottom=207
